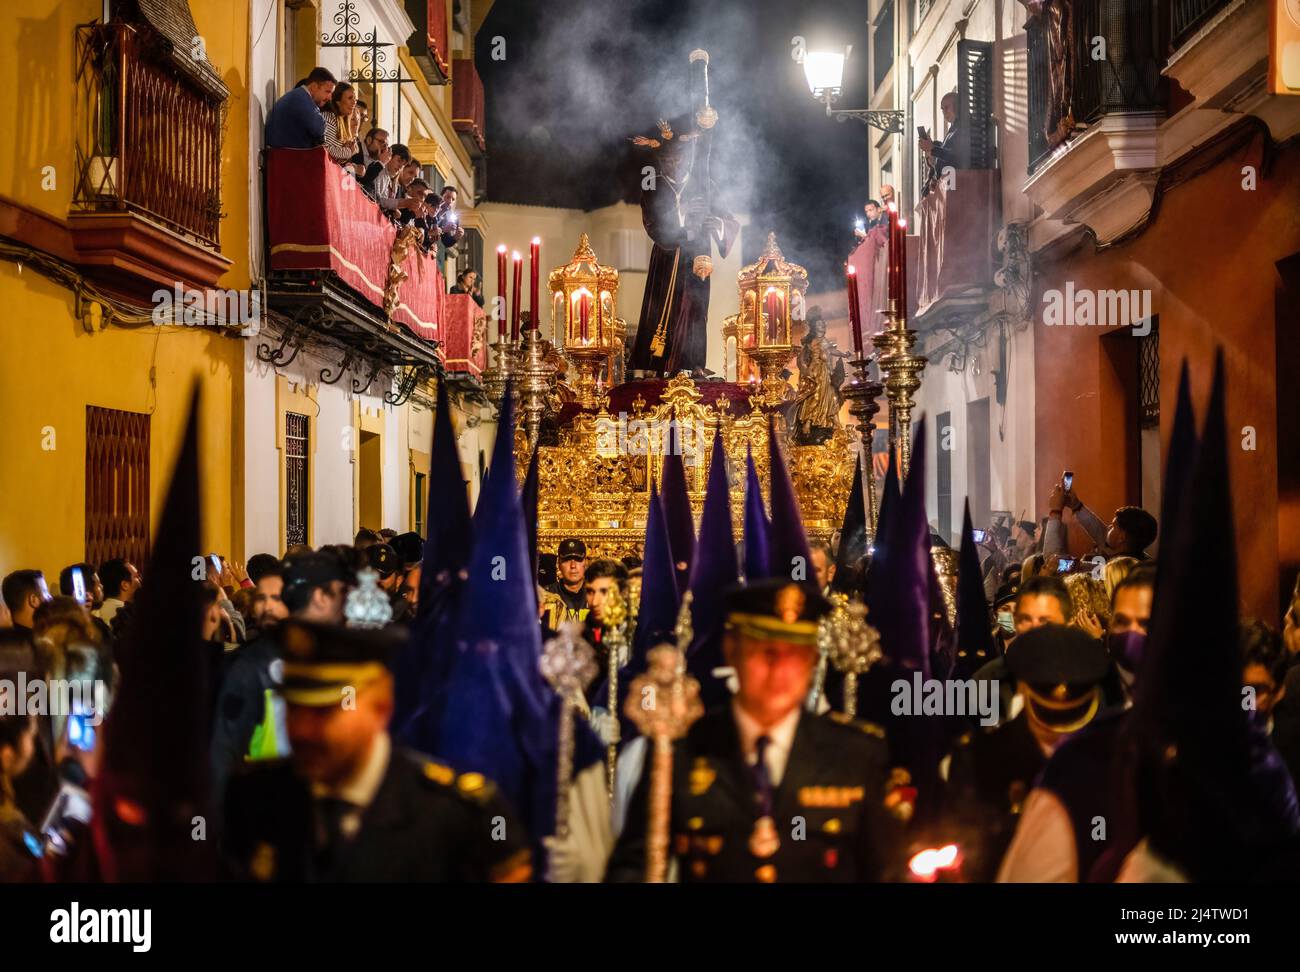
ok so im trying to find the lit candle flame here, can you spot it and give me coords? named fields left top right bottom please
left=908, top=843, right=961, bottom=880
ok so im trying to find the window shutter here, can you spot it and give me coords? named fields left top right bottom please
left=957, top=39, right=996, bottom=170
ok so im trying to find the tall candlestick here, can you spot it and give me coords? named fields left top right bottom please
left=496, top=244, right=507, bottom=339
left=846, top=264, right=863, bottom=355
left=511, top=251, right=522, bottom=341
left=529, top=237, right=541, bottom=332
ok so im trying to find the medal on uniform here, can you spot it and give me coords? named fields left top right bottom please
left=749, top=815, right=780, bottom=858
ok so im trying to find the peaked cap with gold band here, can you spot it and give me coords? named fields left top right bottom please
left=723, top=580, right=832, bottom=647
left=275, top=619, right=404, bottom=707
left=1005, top=623, right=1111, bottom=732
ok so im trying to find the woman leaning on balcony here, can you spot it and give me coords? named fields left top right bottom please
left=323, top=82, right=365, bottom=179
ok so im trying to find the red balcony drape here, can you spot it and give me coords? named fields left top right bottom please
left=266, top=148, right=446, bottom=341
left=452, top=58, right=485, bottom=151
left=428, top=0, right=450, bottom=77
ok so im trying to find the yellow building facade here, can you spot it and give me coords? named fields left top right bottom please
left=0, top=0, right=494, bottom=582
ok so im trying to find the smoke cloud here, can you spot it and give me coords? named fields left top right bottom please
left=478, top=0, right=872, bottom=291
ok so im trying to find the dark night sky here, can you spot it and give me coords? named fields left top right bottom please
left=475, top=0, right=874, bottom=291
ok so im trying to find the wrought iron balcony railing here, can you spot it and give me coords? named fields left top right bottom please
left=1171, top=0, right=1231, bottom=48
left=73, top=22, right=224, bottom=248
left=1026, top=0, right=1166, bottom=174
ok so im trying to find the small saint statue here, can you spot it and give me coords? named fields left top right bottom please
left=789, top=308, right=846, bottom=445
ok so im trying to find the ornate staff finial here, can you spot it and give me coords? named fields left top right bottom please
left=345, top=567, right=393, bottom=629
left=625, top=643, right=704, bottom=882
left=541, top=621, right=597, bottom=840
left=819, top=594, right=881, bottom=719
left=598, top=585, right=631, bottom=801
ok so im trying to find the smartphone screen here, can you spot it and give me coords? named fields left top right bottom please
left=1063, top=471, right=1074, bottom=492
left=972, top=529, right=987, bottom=543
left=210, top=554, right=222, bottom=576
left=65, top=712, right=95, bottom=752
left=71, top=567, right=86, bottom=604
left=1057, top=559, right=1075, bottom=574
left=35, top=576, right=51, bottom=602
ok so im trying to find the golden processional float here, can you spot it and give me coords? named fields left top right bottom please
left=497, top=231, right=948, bottom=617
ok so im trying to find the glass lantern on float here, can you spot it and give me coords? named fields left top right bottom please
left=549, top=234, right=622, bottom=409
left=737, top=232, right=808, bottom=410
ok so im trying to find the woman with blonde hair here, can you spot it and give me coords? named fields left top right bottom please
left=1065, top=572, right=1110, bottom=639
left=1103, top=556, right=1138, bottom=604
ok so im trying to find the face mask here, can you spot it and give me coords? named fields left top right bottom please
left=1107, top=630, right=1147, bottom=672
left=996, top=612, right=1015, bottom=634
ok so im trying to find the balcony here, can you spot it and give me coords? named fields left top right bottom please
left=69, top=20, right=231, bottom=298
left=1026, top=0, right=1165, bottom=174
left=263, top=148, right=457, bottom=383
left=1172, top=0, right=1232, bottom=48
left=847, top=225, right=919, bottom=336
left=1163, top=0, right=1296, bottom=142
left=912, top=170, right=1001, bottom=328
left=452, top=58, right=487, bottom=158
left=1023, top=0, right=1167, bottom=242
left=405, top=0, right=452, bottom=84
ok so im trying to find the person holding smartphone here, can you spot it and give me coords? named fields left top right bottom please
left=918, top=91, right=964, bottom=196
left=1044, top=473, right=1159, bottom=563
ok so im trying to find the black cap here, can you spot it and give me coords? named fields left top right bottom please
left=557, top=538, right=586, bottom=561
left=994, top=581, right=1020, bottom=609
left=276, top=619, right=401, bottom=706
left=390, top=531, right=423, bottom=567
left=723, top=579, right=831, bottom=647
left=366, top=543, right=401, bottom=578
left=1005, top=624, right=1110, bottom=731
left=282, top=553, right=348, bottom=598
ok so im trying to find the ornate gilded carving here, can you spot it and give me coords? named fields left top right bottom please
left=523, top=375, right=855, bottom=561
left=383, top=223, right=423, bottom=319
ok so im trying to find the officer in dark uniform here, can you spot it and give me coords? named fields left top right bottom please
left=221, top=619, right=532, bottom=882
left=545, top=538, right=589, bottom=623
left=605, top=580, right=901, bottom=882
left=986, top=624, right=1121, bottom=881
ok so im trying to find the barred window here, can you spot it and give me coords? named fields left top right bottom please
left=85, top=405, right=151, bottom=568
left=286, top=411, right=310, bottom=549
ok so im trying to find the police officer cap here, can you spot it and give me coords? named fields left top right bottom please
left=1005, top=624, right=1110, bottom=729
left=723, top=579, right=831, bottom=647
left=557, top=538, right=587, bottom=561
left=275, top=618, right=402, bottom=707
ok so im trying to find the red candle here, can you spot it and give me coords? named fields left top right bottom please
left=511, top=251, right=522, bottom=341
left=897, top=217, right=908, bottom=319
left=846, top=264, right=862, bottom=355
left=765, top=288, right=781, bottom=343
left=529, top=237, right=541, bottom=332
left=887, top=207, right=899, bottom=302
left=496, top=244, right=507, bottom=340
left=578, top=290, right=591, bottom=341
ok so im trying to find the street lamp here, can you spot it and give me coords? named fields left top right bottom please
left=803, top=45, right=904, bottom=135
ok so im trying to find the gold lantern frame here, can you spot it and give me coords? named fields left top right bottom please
left=737, top=232, right=808, bottom=409
left=548, top=234, right=623, bottom=407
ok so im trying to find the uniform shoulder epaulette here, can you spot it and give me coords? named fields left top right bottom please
left=827, top=711, right=886, bottom=738
left=421, top=760, right=498, bottom=804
